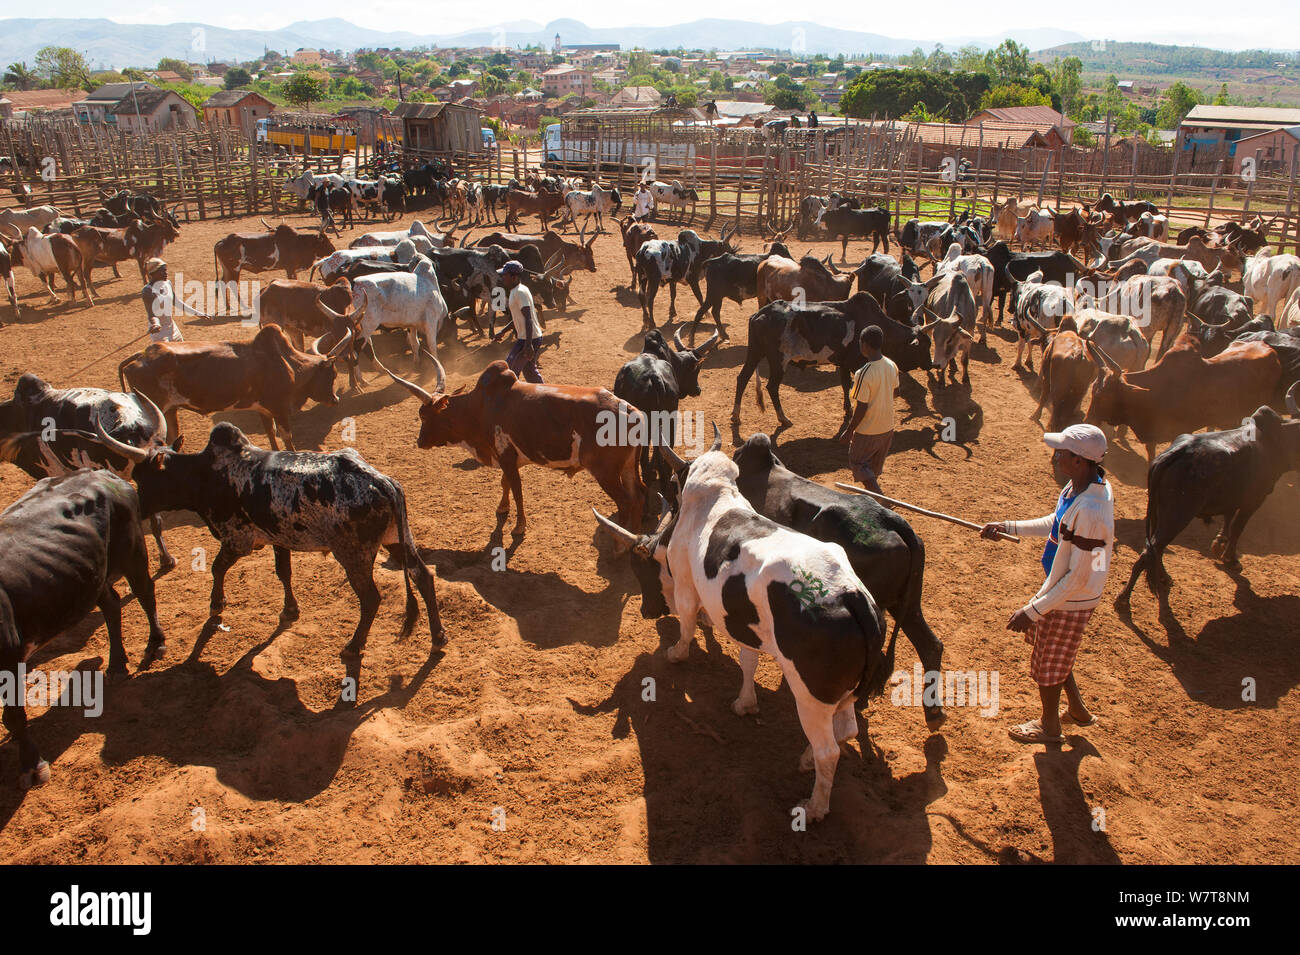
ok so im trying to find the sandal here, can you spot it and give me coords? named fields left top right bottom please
left=1060, top=709, right=1098, bottom=727
left=1008, top=719, right=1065, bottom=744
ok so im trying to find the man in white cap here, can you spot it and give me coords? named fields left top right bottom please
left=490, top=260, right=544, bottom=383
left=141, top=258, right=210, bottom=343
left=980, top=424, right=1114, bottom=744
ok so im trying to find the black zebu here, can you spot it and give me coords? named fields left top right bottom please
left=732, top=433, right=946, bottom=727
left=731, top=292, right=929, bottom=428
left=1115, top=386, right=1300, bottom=610
left=613, top=328, right=719, bottom=497
left=0, top=470, right=168, bottom=788
left=94, top=422, right=444, bottom=664
left=688, top=240, right=792, bottom=344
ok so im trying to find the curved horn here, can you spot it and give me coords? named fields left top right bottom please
left=591, top=506, right=640, bottom=548
left=95, top=418, right=150, bottom=464
left=696, top=331, right=720, bottom=356
left=661, top=441, right=689, bottom=472
left=709, top=422, right=722, bottom=453
left=134, top=388, right=168, bottom=445
left=325, top=326, right=354, bottom=361
left=1024, top=313, right=1048, bottom=336
left=372, top=351, right=437, bottom=405
left=1089, top=339, right=1123, bottom=372
left=673, top=327, right=686, bottom=351
left=260, top=217, right=272, bottom=231
left=1287, top=382, right=1299, bottom=417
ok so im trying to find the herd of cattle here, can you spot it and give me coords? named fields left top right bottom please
left=0, top=167, right=1296, bottom=821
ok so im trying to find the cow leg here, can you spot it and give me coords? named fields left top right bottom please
left=337, top=548, right=383, bottom=659
left=97, top=583, right=129, bottom=680
left=732, top=354, right=762, bottom=422
left=841, top=236, right=849, bottom=263
left=1, top=689, right=47, bottom=790
left=258, top=412, right=283, bottom=452
left=766, top=362, right=793, bottom=428
left=120, top=528, right=168, bottom=666
left=666, top=281, right=678, bottom=321
left=687, top=277, right=705, bottom=307
left=731, top=646, right=760, bottom=715
left=41, top=274, right=60, bottom=305
left=1116, top=547, right=1152, bottom=607
left=665, top=599, right=700, bottom=663
left=838, top=365, right=854, bottom=428
left=273, top=546, right=300, bottom=622
left=642, top=276, right=658, bottom=329
left=207, top=543, right=244, bottom=620
left=591, top=452, right=645, bottom=532
left=792, top=691, right=840, bottom=822
left=389, top=541, right=444, bottom=646
left=497, top=450, right=526, bottom=537
left=1216, top=503, right=1262, bottom=571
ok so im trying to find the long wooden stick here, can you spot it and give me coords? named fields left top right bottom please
left=833, top=482, right=1020, bottom=543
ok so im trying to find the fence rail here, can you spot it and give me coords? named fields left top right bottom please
left=4, top=117, right=1296, bottom=253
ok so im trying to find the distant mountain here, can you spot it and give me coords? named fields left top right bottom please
left=0, top=17, right=1090, bottom=68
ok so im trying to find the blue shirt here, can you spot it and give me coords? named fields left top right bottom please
left=1041, top=476, right=1104, bottom=576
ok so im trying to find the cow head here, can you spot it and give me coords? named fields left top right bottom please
left=1082, top=340, right=1127, bottom=427
left=916, top=307, right=974, bottom=371
left=377, top=354, right=473, bottom=450
left=668, top=328, right=720, bottom=398
left=592, top=503, right=676, bottom=617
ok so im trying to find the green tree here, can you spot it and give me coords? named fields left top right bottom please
left=954, top=45, right=984, bottom=72
left=708, top=70, right=725, bottom=92
left=35, top=46, right=92, bottom=90
left=157, top=58, right=193, bottom=82
left=767, top=87, right=810, bottom=111
left=283, top=71, right=327, bottom=110
left=1054, top=56, right=1083, bottom=116
left=3, top=61, right=38, bottom=90
left=1155, top=80, right=1205, bottom=128
left=223, top=67, right=252, bottom=90
left=627, top=50, right=653, bottom=75
left=980, top=83, right=1051, bottom=109
left=925, top=44, right=953, bottom=72
left=1213, top=83, right=1229, bottom=105
left=984, top=39, right=1030, bottom=85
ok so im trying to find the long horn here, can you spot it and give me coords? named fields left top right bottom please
left=95, top=418, right=149, bottom=464
left=708, top=422, right=721, bottom=453
left=260, top=217, right=272, bottom=231
left=591, top=506, right=640, bottom=548
left=372, top=351, right=437, bottom=405
left=696, top=331, right=720, bottom=355
left=661, top=441, right=688, bottom=472
left=326, top=326, right=354, bottom=361
left=134, top=388, right=168, bottom=445
left=673, top=327, right=686, bottom=351
left=1287, top=382, right=1299, bottom=417
left=1024, top=313, right=1048, bottom=336
left=1089, top=339, right=1123, bottom=372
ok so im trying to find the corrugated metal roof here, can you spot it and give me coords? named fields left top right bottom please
left=1184, top=105, right=1300, bottom=125
left=393, top=102, right=447, bottom=119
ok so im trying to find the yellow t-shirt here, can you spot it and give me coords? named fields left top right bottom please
left=851, top=356, right=899, bottom=436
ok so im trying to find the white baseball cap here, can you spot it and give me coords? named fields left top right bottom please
left=1044, top=424, right=1107, bottom=463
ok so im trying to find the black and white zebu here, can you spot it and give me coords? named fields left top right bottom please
left=93, top=421, right=445, bottom=667
left=592, top=432, right=893, bottom=822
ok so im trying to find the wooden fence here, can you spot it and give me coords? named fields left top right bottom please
left=4, top=115, right=1297, bottom=253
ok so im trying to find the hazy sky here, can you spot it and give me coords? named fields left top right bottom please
left=76, top=4, right=1289, bottom=51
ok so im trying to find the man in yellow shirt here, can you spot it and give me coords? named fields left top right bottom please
left=835, top=325, right=899, bottom=493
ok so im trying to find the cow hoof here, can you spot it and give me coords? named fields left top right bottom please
left=19, top=761, right=50, bottom=791
left=106, top=666, right=130, bottom=684
left=158, top=555, right=178, bottom=575
left=666, top=644, right=690, bottom=664
left=280, top=606, right=300, bottom=623
left=924, top=708, right=947, bottom=731
left=1222, top=557, right=1242, bottom=573
left=797, top=798, right=829, bottom=823
left=339, top=645, right=363, bottom=661
left=731, top=698, right=759, bottom=717
left=1209, top=538, right=1226, bottom=559
left=431, top=628, right=448, bottom=648
left=777, top=418, right=793, bottom=429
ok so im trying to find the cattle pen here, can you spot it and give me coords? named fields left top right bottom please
left=4, top=111, right=1299, bottom=252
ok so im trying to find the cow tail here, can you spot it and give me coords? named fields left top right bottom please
left=849, top=588, right=896, bottom=701
left=118, top=351, right=143, bottom=392
left=753, top=364, right=766, bottom=411
left=390, top=479, right=422, bottom=638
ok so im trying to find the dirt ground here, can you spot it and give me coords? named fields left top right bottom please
left=0, top=203, right=1296, bottom=865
